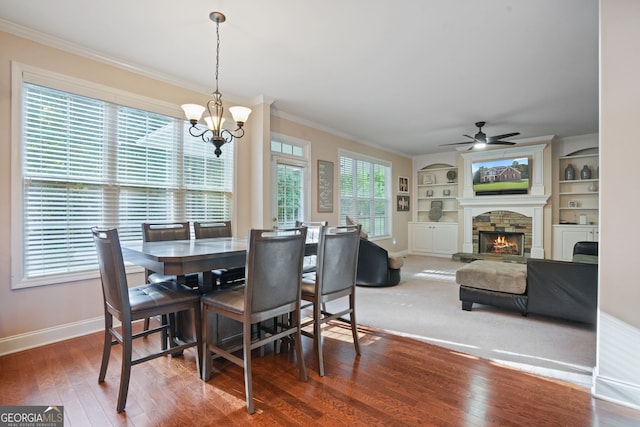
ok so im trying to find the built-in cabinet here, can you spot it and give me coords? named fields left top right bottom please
left=415, top=165, right=459, bottom=223
left=410, top=163, right=459, bottom=256
left=557, top=151, right=599, bottom=225
left=553, top=149, right=599, bottom=261
left=408, top=222, right=458, bottom=256
left=552, top=224, right=599, bottom=261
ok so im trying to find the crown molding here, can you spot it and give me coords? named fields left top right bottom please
left=0, top=18, right=253, bottom=106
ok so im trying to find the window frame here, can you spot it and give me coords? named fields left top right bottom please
left=10, top=62, right=235, bottom=289
left=338, top=149, right=392, bottom=239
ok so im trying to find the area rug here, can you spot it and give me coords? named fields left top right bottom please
left=341, top=255, right=596, bottom=388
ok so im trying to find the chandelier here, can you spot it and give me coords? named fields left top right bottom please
left=181, top=12, right=251, bottom=157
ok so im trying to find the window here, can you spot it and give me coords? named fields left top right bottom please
left=339, top=151, right=391, bottom=238
left=12, top=65, right=234, bottom=288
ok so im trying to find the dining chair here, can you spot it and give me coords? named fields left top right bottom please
left=200, top=227, right=308, bottom=414
left=193, top=221, right=245, bottom=288
left=300, top=224, right=361, bottom=376
left=141, top=222, right=194, bottom=285
left=141, top=222, right=198, bottom=339
left=91, top=227, right=202, bottom=413
left=295, top=220, right=328, bottom=275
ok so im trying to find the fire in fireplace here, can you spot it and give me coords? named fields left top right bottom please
left=478, top=231, right=524, bottom=256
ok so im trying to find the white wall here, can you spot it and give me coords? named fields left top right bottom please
left=594, top=0, right=640, bottom=410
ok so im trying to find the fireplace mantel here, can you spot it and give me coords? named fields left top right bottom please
left=457, top=144, right=551, bottom=258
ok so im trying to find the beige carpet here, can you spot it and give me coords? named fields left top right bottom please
left=340, top=255, right=597, bottom=388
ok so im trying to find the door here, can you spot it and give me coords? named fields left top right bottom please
left=270, top=135, right=310, bottom=229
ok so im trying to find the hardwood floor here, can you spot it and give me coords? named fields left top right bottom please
left=1, top=321, right=639, bottom=426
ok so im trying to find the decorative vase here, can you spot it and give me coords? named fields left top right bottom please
left=581, top=165, right=591, bottom=179
left=564, top=164, right=575, bottom=180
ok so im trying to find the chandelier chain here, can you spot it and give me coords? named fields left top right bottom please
left=215, top=19, right=220, bottom=94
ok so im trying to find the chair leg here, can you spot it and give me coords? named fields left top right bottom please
left=292, top=309, right=307, bottom=382
left=116, top=320, right=133, bottom=413
left=193, top=304, right=203, bottom=379
left=143, top=317, right=150, bottom=331
left=314, top=301, right=325, bottom=377
left=201, top=304, right=213, bottom=381
left=242, top=321, right=255, bottom=414
left=99, top=314, right=113, bottom=383
left=349, top=293, right=360, bottom=355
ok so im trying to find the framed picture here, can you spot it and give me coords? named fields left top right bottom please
left=317, top=160, right=334, bottom=212
left=398, top=176, right=409, bottom=193
left=568, top=200, right=579, bottom=208
left=397, top=195, right=410, bottom=211
left=422, top=173, right=435, bottom=185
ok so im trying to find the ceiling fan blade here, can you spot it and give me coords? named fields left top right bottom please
left=486, top=132, right=520, bottom=142
left=488, top=141, right=516, bottom=145
left=440, top=141, right=474, bottom=146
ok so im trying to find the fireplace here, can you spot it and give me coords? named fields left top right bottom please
left=478, top=231, right=524, bottom=256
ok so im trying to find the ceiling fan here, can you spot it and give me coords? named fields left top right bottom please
left=442, top=121, right=520, bottom=150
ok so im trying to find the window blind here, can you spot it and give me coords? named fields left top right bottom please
left=339, top=152, right=390, bottom=237
left=19, top=82, right=234, bottom=284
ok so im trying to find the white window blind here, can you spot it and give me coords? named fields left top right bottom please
left=339, top=152, right=390, bottom=237
left=17, top=80, right=234, bottom=287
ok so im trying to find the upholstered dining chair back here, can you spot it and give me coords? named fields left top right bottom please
left=316, top=224, right=361, bottom=297
left=193, top=221, right=244, bottom=288
left=142, top=221, right=190, bottom=242
left=91, top=227, right=202, bottom=412
left=93, top=227, right=129, bottom=317
left=200, top=226, right=308, bottom=414
left=193, top=221, right=232, bottom=239
left=245, top=228, right=307, bottom=318
left=295, top=220, right=328, bottom=274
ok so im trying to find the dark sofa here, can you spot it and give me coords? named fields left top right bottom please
left=526, top=242, right=598, bottom=324
left=458, top=241, right=598, bottom=324
left=356, top=238, right=402, bottom=287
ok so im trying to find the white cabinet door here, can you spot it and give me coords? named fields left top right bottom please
left=409, top=223, right=458, bottom=256
left=432, top=224, right=458, bottom=254
left=553, top=225, right=598, bottom=261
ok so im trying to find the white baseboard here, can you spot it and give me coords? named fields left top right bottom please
left=592, top=312, right=640, bottom=411
left=0, top=316, right=107, bottom=356
left=593, top=372, right=640, bottom=411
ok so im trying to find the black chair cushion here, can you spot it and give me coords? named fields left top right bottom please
left=128, top=282, right=200, bottom=313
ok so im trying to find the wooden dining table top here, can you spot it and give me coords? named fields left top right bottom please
left=121, top=236, right=317, bottom=292
left=121, top=237, right=247, bottom=276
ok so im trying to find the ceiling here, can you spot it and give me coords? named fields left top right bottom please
left=0, top=0, right=599, bottom=157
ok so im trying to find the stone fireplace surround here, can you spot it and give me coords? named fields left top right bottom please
left=458, top=144, right=550, bottom=259
left=476, top=213, right=530, bottom=256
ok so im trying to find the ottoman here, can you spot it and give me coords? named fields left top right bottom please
left=456, top=260, right=528, bottom=315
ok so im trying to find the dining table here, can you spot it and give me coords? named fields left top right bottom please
left=121, top=235, right=317, bottom=351
left=121, top=236, right=248, bottom=293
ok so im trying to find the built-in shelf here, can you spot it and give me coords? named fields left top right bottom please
left=415, top=164, right=459, bottom=223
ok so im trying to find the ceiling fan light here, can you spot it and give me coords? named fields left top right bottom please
left=475, top=142, right=487, bottom=149
left=229, top=106, right=252, bottom=126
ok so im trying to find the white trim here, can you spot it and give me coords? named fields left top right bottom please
left=592, top=312, right=640, bottom=411
left=0, top=316, right=108, bottom=356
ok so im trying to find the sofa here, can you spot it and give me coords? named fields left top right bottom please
left=526, top=241, right=598, bottom=324
left=458, top=241, right=598, bottom=324
left=356, top=238, right=403, bottom=287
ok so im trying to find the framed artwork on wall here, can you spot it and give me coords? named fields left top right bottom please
left=317, top=160, right=334, bottom=212
left=398, top=176, right=409, bottom=193
left=397, top=195, right=410, bottom=212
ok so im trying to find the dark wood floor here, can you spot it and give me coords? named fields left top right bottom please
left=2, top=321, right=639, bottom=426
